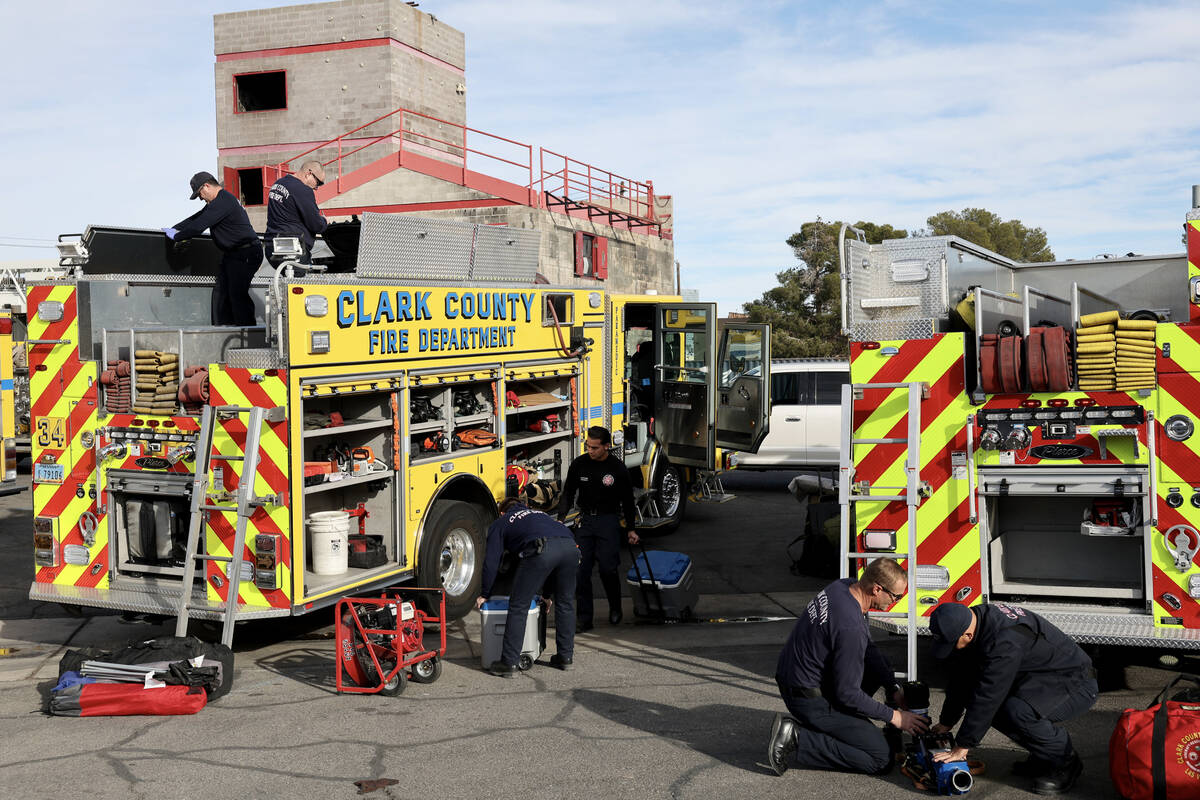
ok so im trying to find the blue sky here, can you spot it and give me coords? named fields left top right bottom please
left=3, top=0, right=1198, bottom=314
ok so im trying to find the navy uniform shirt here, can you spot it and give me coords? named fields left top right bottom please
left=938, top=603, right=1093, bottom=748
left=775, top=578, right=895, bottom=722
left=174, top=189, right=258, bottom=252
left=480, top=504, right=573, bottom=597
left=265, top=173, right=327, bottom=249
left=556, top=452, right=636, bottom=525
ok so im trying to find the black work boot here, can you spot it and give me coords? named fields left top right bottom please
left=767, top=713, right=798, bottom=776
left=486, top=661, right=516, bottom=678
left=1013, top=754, right=1052, bottom=777
left=600, top=572, right=623, bottom=623
left=549, top=654, right=573, bottom=671
left=1033, top=752, right=1083, bottom=795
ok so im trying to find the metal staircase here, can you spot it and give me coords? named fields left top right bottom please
left=839, top=381, right=929, bottom=681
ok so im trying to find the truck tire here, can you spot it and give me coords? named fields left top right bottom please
left=644, top=460, right=687, bottom=536
left=417, top=500, right=486, bottom=620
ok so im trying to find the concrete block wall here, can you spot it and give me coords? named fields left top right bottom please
left=207, top=0, right=675, bottom=296
left=214, top=0, right=465, bottom=151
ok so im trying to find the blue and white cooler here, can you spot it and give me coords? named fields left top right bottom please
left=479, top=596, right=544, bottom=670
left=626, top=550, right=697, bottom=620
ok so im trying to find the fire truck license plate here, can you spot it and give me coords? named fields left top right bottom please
left=34, top=463, right=65, bottom=484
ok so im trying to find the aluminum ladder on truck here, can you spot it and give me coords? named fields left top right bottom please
left=838, top=380, right=929, bottom=682
left=173, top=404, right=276, bottom=648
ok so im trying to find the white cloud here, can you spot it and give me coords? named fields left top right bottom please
left=1, top=0, right=1195, bottom=317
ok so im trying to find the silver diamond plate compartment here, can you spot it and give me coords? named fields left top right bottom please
left=845, top=236, right=1016, bottom=342
left=471, top=224, right=540, bottom=282
left=356, top=213, right=539, bottom=283
left=226, top=348, right=285, bottom=369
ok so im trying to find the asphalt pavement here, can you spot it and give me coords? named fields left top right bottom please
left=1, top=469, right=1193, bottom=799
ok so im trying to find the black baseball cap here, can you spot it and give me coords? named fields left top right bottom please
left=930, top=602, right=974, bottom=659
left=189, top=171, right=219, bottom=199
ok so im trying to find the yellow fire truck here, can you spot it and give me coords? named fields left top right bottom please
left=838, top=189, right=1200, bottom=676
left=0, top=309, right=19, bottom=495
left=27, top=215, right=769, bottom=642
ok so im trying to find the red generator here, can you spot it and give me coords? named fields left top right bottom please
left=335, top=589, right=447, bottom=696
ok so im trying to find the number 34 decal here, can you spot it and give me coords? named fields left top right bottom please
left=36, top=416, right=66, bottom=448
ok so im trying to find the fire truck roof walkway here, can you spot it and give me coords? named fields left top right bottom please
left=260, top=105, right=666, bottom=238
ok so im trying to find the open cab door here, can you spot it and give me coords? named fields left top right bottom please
left=715, top=322, right=770, bottom=453
left=654, top=304, right=717, bottom=467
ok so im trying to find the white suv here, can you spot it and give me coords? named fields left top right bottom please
left=734, top=358, right=848, bottom=469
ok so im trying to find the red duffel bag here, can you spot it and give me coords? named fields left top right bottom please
left=1109, top=673, right=1200, bottom=800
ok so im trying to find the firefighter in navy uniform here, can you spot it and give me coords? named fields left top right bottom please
left=928, top=602, right=1098, bottom=796
left=557, top=426, right=639, bottom=631
left=170, top=171, right=263, bottom=326
left=264, top=159, right=328, bottom=266
left=476, top=499, right=579, bottom=677
left=768, top=558, right=929, bottom=776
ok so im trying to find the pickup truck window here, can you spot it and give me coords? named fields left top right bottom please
left=813, top=371, right=846, bottom=405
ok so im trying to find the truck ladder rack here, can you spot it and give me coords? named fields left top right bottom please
left=173, top=404, right=273, bottom=648
left=839, top=381, right=926, bottom=682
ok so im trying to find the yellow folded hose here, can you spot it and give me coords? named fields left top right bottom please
left=1080, top=310, right=1120, bottom=327
left=1117, top=319, right=1157, bottom=330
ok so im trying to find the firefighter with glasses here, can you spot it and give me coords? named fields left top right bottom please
left=768, top=558, right=928, bottom=775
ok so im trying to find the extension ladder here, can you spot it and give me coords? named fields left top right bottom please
left=173, top=404, right=278, bottom=647
left=838, top=381, right=929, bottom=682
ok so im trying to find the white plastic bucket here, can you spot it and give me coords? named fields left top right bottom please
left=307, top=511, right=349, bottom=575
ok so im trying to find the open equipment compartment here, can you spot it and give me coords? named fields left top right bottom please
left=300, top=374, right=402, bottom=597
left=503, top=366, right=577, bottom=509
left=106, top=469, right=195, bottom=579
left=980, top=466, right=1148, bottom=602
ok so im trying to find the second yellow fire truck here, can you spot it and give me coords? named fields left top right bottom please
left=27, top=215, right=769, bottom=642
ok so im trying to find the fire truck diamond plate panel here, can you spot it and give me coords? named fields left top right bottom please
left=355, top=213, right=539, bottom=283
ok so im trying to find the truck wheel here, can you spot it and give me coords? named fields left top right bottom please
left=417, top=500, right=486, bottom=621
left=644, top=461, right=687, bottom=535
left=410, top=655, right=442, bottom=684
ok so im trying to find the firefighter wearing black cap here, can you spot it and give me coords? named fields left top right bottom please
left=170, top=171, right=263, bottom=326
left=557, top=426, right=639, bottom=631
left=928, top=602, right=1098, bottom=796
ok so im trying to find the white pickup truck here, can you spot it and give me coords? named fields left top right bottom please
left=733, top=358, right=848, bottom=469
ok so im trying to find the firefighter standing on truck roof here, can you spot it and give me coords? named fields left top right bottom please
left=476, top=498, right=579, bottom=677
left=928, top=602, right=1097, bottom=796
left=557, top=426, right=639, bottom=631
left=768, top=558, right=928, bottom=777
left=264, top=160, right=328, bottom=266
left=168, top=171, right=262, bottom=326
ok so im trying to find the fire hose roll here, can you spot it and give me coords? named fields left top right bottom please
left=1078, top=341, right=1116, bottom=355
left=1080, top=310, right=1120, bottom=327
left=1076, top=324, right=1115, bottom=335
left=998, top=335, right=1023, bottom=393
left=1115, top=329, right=1156, bottom=341
left=1026, top=330, right=1048, bottom=392
left=1117, top=318, right=1157, bottom=330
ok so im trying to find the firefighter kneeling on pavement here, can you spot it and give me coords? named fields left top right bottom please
left=927, top=601, right=1097, bottom=796
left=769, top=558, right=929, bottom=776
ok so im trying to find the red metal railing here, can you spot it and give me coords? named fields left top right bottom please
left=268, top=104, right=657, bottom=225
left=538, top=149, right=655, bottom=222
